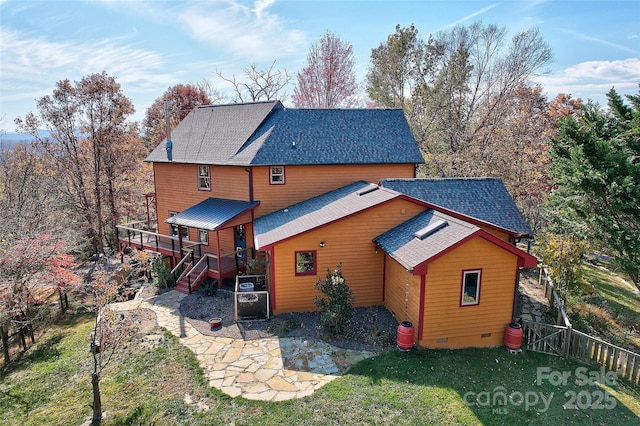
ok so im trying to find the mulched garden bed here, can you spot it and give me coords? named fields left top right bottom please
left=179, top=287, right=400, bottom=352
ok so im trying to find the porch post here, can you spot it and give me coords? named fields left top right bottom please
left=177, top=225, right=184, bottom=261
left=216, top=230, right=222, bottom=288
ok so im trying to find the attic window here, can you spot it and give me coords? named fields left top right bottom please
left=357, top=186, right=379, bottom=196
left=414, top=220, right=447, bottom=240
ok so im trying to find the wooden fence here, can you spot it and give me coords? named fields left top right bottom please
left=521, top=265, right=640, bottom=385
left=1, top=303, right=59, bottom=366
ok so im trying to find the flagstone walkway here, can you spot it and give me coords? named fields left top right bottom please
left=111, top=290, right=376, bottom=401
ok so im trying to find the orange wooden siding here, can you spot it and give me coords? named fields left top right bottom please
left=383, top=255, right=421, bottom=332
left=271, top=199, right=426, bottom=314
left=478, top=226, right=510, bottom=242
left=153, top=163, right=250, bottom=235
left=417, top=236, right=518, bottom=348
left=252, top=164, right=416, bottom=216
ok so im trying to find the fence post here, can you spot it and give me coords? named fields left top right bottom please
left=564, top=326, right=572, bottom=358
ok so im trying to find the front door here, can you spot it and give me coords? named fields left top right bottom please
left=235, top=225, right=246, bottom=261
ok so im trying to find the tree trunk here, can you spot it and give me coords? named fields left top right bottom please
left=18, top=327, right=27, bottom=351
left=59, top=291, right=65, bottom=313
left=28, top=324, right=35, bottom=344
left=0, top=325, right=9, bottom=364
left=91, top=371, right=102, bottom=424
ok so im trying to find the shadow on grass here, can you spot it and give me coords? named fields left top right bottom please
left=343, top=347, right=640, bottom=426
left=0, top=312, right=92, bottom=378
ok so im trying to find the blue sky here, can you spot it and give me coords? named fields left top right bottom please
left=1, top=0, right=639, bottom=131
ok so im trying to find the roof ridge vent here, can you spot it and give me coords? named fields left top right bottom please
left=357, top=185, right=380, bottom=196
left=414, top=219, right=448, bottom=240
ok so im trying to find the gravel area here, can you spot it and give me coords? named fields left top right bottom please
left=179, top=287, right=400, bottom=352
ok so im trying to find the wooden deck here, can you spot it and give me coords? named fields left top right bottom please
left=117, top=222, right=201, bottom=258
left=117, top=221, right=251, bottom=290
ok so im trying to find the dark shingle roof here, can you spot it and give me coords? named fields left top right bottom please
left=166, top=198, right=259, bottom=231
left=146, top=102, right=423, bottom=166
left=379, top=178, right=531, bottom=236
left=146, top=101, right=282, bottom=164
left=373, top=209, right=479, bottom=272
left=233, top=108, right=423, bottom=165
left=254, top=181, right=402, bottom=249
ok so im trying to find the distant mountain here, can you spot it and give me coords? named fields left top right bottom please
left=0, top=131, right=49, bottom=148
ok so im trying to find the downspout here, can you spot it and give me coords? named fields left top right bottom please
left=245, top=167, right=254, bottom=202
left=512, top=269, right=521, bottom=322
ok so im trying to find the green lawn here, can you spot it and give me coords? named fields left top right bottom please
left=1, top=313, right=639, bottom=425
left=571, top=261, right=640, bottom=352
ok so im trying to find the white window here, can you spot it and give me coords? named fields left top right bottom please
left=168, top=212, right=188, bottom=240
left=198, top=229, right=208, bottom=244
left=198, top=165, right=210, bottom=190
left=270, top=166, right=285, bottom=184
left=461, top=270, right=481, bottom=306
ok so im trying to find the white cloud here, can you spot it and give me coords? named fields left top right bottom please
left=0, top=27, right=176, bottom=93
left=559, top=28, right=640, bottom=55
left=533, top=58, right=640, bottom=102
left=447, top=3, right=499, bottom=28
left=177, top=0, right=306, bottom=62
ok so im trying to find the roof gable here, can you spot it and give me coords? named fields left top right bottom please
left=374, top=209, right=479, bottom=272
left=379, top=178, right=531, bottom=236
left=374, top=209, right=537, bottom=274
left=146, top=101, right=282, bottom=164
left=254, top=181, right=402, bottom=249
left=146, top=103, right=423, bottom=166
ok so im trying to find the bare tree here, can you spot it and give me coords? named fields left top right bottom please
left=196, top=78, right=228, bottom=104
left=79, top=261, right=140, bottom=424
left=293, top=31, right=358, bottom=108
left=0, top=142, right=60, bottom=237
left=216, top=60, right=293, bottom=103
left=15, top=72, right=146, bottom=255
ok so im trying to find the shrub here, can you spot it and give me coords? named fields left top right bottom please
left=314, top=263, right=355, bottom=335
left=151, top=257, right=176, bottom=289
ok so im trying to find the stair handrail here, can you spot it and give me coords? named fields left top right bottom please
left=171, top=249, right=194, bottom=280
left=191, top=255, right=210, bottom=282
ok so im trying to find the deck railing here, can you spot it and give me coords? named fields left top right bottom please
left=116, top=222, right=201, bottom=257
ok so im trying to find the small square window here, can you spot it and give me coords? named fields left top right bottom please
left=198, top=165, right=210, bottom=190
left=198, top=229, right=208, bottom=244
left=295, top=251, right=316, bottom=276
left=461, top=270, right=481, bottom=306
left=270, top=166, right=285, bottom=185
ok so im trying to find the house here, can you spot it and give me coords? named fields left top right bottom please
left=119, top=100, right=537, bottom=349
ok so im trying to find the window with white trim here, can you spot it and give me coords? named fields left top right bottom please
left=270, top=166, right=285, bottom=184
left=461, top=270, right=481, bottom=306
left=168, top=212, right=188, bottom=240
left=198, top=229, right=208, bottom=244
left=198, top=165, right=211, bottom=190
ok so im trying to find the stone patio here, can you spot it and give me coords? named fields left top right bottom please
left=110, top=289, right=375, bottom=401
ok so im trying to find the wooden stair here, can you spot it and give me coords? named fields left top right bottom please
left=175, top=262, right=207, bottom=294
